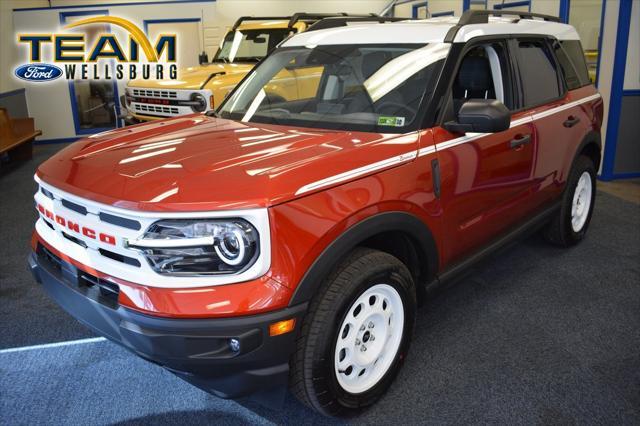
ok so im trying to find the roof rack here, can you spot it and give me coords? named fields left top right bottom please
left=287, top=13, right=377, bottom=29
left=229, top=13, right=380, bottom=32
left=459, top=9, right=561, bottom=24
left=230, top=16, right=292, bottom=32
left=444, top=9, right=561, bottom=42
left=305, top=16, right=409, bottom=32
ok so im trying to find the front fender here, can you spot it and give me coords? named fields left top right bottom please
left=288, top=211, right=439, bottom=306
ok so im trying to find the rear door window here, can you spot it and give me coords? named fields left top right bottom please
left=517, top=40, right=563, bottom=108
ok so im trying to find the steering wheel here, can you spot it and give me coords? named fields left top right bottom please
left=375, top=102, right=417, bottom=117
left=264, top=108, right=291, bottom=116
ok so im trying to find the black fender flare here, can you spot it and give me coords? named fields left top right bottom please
left=288, top=212, right=439, bottom=306
left=572, top=130, right=602, bottom=168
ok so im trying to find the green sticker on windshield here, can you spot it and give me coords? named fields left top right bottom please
left=377, top=116, right=406, bottom=127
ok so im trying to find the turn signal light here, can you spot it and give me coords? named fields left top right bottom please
left=210, top=95, right=214, bottom=109
left=269, top=318, right=296, bottom=336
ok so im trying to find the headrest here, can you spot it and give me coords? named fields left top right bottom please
left=457, top=56, right=492, bottom=92
left=361, top=51, right=390, bottom=80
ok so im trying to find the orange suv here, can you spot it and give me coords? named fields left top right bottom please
left=29, top=10, right=602, bottom=416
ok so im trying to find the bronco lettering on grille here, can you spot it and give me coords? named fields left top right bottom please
left=37, top=203, right=116, bottom=246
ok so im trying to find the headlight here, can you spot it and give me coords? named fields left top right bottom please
left=190, top=93, right=207, bottom=112
left=126, top=219, right=259, bottom=275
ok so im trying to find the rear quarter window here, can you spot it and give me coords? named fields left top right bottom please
left=560, top=40, right=591, bottom=87
left=517, top=40, right=563, bottom=107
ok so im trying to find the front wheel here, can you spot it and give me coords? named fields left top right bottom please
left=290, top=248, right=416, bottom=416
left=544, top=155, right=597, bottom=246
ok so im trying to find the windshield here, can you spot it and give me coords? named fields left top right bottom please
left=217, top=43, right=449, bottom=132
left=213, top=29, right=291, bottom=63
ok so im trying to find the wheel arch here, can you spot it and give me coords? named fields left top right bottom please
left=573, top=130, right=602, bottom=171
left=288, top=212, right=439, bottom=306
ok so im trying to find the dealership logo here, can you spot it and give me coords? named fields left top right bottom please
left=16, top=16, right=177, bottom=82
left=14, top=63, right=63, bottom=82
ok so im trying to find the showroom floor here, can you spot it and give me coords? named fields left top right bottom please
left=1, top=144, right=639, bottom=425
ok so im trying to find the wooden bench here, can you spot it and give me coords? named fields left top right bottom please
left=0, top=107, right=42, bottom=162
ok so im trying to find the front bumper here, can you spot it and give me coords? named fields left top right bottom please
left=28, top=247, right=307, bottom=400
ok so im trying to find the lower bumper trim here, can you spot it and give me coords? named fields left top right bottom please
left=28, top=250, right=307, bottom=400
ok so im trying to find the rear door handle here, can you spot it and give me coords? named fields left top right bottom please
left=563, top=116, right=581, bottom=128
left=510, top=134, right=531, bottom=149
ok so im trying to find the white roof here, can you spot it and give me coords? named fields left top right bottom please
left=283, top=16, right=580, bottom=47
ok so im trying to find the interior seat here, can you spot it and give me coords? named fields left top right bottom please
left=452, top=55, right=496, bottom=114
left=345, top=51, right=405, bottom=114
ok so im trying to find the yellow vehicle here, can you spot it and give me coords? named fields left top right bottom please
left=122, top=13, right=388, bottom=123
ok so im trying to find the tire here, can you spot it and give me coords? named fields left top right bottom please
left=544, top=155, right=597, bottom=246
left=290, top=248, right=416, bottom=416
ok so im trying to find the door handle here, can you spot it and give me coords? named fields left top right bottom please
left=563, top=115, right=581, bottom=128
left=510, top=134, right=531, bottom=149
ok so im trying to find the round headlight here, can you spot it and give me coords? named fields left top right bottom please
left=129, top=219, right=259, bottom=276
left=190, top=93, right=207, bottom=112
left=215, top=229, right=246, bottom=266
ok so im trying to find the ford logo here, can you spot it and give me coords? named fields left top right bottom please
left=14, top=63, right=63, bottom=82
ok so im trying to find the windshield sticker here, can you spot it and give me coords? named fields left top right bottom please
left=377, top=116, right=406, bottom=127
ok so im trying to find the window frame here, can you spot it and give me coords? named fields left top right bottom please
left=512, top=36, right=568, bottom=111
left=558, top=39, right=591, bottom=88
left=435, top=35, right=520, bottom=127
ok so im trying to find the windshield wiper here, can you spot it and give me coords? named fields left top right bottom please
left=205, top=110, right=220, bottom=117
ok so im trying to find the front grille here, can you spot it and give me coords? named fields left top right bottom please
left=39, top=186, right=142, bottom=232
left=37, top=183, right=144, bottom=269
left=39, top=244, right=62, bottom=271
left=61, top=199, right=87, bottom=215
left=132, top=88, right=177, bottom=99
left=99, top=248, right=141, bottom=267
left=37, top=244, right=120, bottom=309
left=62, top=231, right=88, bottom=248
left=41, top=187, right=54, bottom=200
left=134, top=104, right=180, bottom=115
left=99, top=212, right=141, bottom=230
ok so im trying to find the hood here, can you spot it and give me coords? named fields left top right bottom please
left=37, top=116, right=419, bottom=212
left=127, top=63, right=254, bottom=90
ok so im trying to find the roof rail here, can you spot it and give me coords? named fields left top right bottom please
left=459, top=9, right=561, bottom=24
left=444, top=9, right=561, bottom=42
left=230, top=16, right=292, bottom=32
left=287, top=12, right=376, bottom=29
left=305, top=16, right=409, bottom=32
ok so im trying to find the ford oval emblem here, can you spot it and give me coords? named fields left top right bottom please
left=14, top=63, right=63, bottom=82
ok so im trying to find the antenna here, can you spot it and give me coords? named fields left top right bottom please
left=198, top=9, right=209, bottom=65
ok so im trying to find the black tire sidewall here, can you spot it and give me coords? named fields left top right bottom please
left=312, top=260, right=416, bottom=413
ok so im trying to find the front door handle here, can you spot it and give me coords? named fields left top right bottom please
left=510, top=134, right=531, bottom=149
left=563, top=115, right=581, bottom=128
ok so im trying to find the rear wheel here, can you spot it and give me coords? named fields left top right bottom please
left=290, top=248, right=416, bottom=416
left=544, top=155, right=596, bottom=246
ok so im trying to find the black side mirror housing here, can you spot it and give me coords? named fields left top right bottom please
left=444, top=99, right=511, bottom=134
left=198, top=51, right=209, bottom=65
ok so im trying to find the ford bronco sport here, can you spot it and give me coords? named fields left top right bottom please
left=122, top=13, right=401, bottom=123
left=29, top=10, right=602, bottom=417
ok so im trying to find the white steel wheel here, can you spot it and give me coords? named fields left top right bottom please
left=571, top=171, right=593, bottom=232
left=334, top=283, right=405, bottom=394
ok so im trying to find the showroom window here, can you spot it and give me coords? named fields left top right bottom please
left=61, top=11, right=118, bottom=134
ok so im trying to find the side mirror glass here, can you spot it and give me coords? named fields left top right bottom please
left=444, top=99, right=510, bottom=134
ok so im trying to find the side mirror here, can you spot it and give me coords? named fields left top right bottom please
left=444, top=99, right=510, bottom=134
left=198, top=51, right=209, bottom=65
